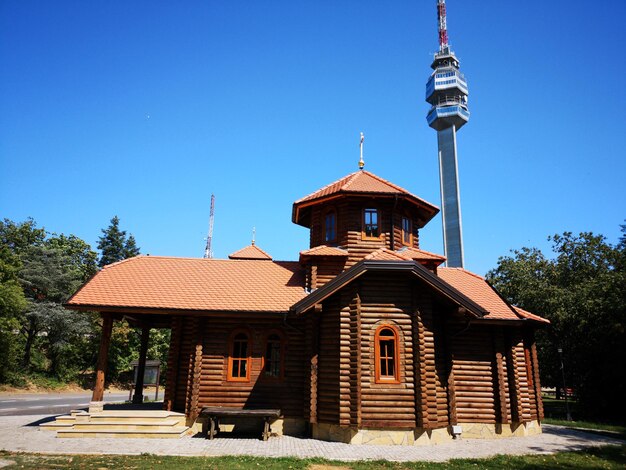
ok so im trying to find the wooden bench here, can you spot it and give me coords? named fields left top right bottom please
left=199, top=407, right=281, bottom=441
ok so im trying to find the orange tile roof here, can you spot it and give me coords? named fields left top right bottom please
left=437, top=268, right=548, bottom=323
left=66, top=256, right=306, bottom=313
left=396, top=247, right=446, bottom=264
left=364, top=248, right=411, bottom=261
left=228, top=244, right=272, bottom=260
left=294, top=170, right=437, bottom=208
left=299, top=245, right=349, bottom=257
left=513, top=306, right=551, bottom=324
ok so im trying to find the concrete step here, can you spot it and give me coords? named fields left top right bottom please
left=40, top=421, right=75, bottom=431
left=71, top=419, right=182, bottom=431
left=57, top=426, right=190, bottom=439
left=87, top=412, right=185, bottom=425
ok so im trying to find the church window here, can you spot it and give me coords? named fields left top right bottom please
left=228, top=331, right=251, bottom=381
left=263, top=333, right=283, bottom=379
left=375, top=326, right=399, bottom=383
left=363, top=208, right=380, bottom=239
left=325, top=210, right=337, bottom=243
left=402, top=217, right=412, bottom=246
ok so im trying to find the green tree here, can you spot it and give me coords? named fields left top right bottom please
left=97, top=216, right=140, bottom=267
left=487, top=228, right=626, bottom=421
left=0, top=219, right=46, bottom=382
left=0, top=219, right=100, bottom=380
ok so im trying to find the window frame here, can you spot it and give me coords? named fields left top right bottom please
left=401, top=216, right=412, bottom=246
left=362, top=208, right=382, bottom=240
left=374, top=325, right=400, bottom=384
left=324, top=209, right=337, bottom=244
left=227, top=329, right=252, bottom=382
left=261, top=330, right=285, bottom=381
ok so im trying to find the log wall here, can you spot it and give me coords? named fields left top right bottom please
left=163, top=290, right=545, bottom=432
left=307, top=199, right=422, bottom=255
left=358, top=273, right=417, bottom=428
left=317, top=296, right=341, bottom=423
left=166, top=314, right=306, bottom=418
left=450, top=324, right=498, bottom=424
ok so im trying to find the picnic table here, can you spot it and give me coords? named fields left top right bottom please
left=199, top=407, right=281, bottom=441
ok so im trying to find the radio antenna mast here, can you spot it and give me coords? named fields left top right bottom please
left=203, top=194, right=215, bottom=259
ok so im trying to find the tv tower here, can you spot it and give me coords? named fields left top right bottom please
left=203, top=194, right=215, bottom=259
left=425, top=0, right=469, bottom=268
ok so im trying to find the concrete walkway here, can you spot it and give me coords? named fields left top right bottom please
left=0, top=415, right=623, bottom=462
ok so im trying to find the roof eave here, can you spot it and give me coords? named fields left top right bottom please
left=290, top=259, right=488, bottom=317
left=292, top=193, right=439, bottom=228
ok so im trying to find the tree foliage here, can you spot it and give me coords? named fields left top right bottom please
left=0, top=217, right=171, bottom=389
left=0, top=219, right=100, bottom=382
left=97, top=216, right=140, bottom=267
left=487, top=227, right=626, bottom=421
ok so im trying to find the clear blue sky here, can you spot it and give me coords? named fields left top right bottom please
left=1, top=1, right=625, bottom=275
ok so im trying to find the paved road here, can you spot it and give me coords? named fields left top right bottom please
left=0, top=391, right=133, bottom=416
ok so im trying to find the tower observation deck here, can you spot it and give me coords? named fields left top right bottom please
left=425, top=0, right=469, bottom=268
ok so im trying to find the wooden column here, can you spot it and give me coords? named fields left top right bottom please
left=505, top=334, right=522, bottom=423
left=188, top=318, right=204, bottom=421
left=309, top=308, right=321, bottom=424
left=132, top=325, right=150, bottom=404
left=528, top=335, right=544, bottom=420
left=441, top=315, right=458, bottom=426
left=492, top=328, right=509, bottom=424
left=164, top=316, right=182, bottom=411
left=412, top=307, right=429, bottom=428
left=92, top=313, right=114, bottom=402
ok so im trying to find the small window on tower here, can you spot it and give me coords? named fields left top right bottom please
left=402, top=217, right=412, bottom=246
left=325, top=210, right=337, bottom=243
left=363, top=208, right=380, bottom=239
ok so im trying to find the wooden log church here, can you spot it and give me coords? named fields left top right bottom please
left=66, top=169, right=548, bottom=445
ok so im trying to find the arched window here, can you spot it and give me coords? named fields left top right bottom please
left=325, top=210, right=337, bottom=243
left=375, top=326, right=399, bottom=383
left=228, top=331, right=251, bottom=381
left=263, top=333, right=283, bottom=379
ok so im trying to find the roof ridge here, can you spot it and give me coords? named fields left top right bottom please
left=361, top=170, right=412, bottom=194
left=364, top=247, right=411, bottom=261
left=294, top=171, right=359, bottom=204
left=341, top=170, right=366, bottom=190
left=102, top=255, right=144, bottom=269
left=397, top=247, right=446, bottom=259
left=439, top=266, right=485, bottom=281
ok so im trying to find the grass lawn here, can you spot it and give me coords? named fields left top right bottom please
left=1, top=446, right=626, bottom=469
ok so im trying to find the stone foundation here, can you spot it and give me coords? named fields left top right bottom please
left=312, top=420, right=542, bottom=446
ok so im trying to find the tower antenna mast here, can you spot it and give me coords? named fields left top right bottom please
left=204, top=194, right=215, bottom=259
left=437, top=0, right=449, bottom=51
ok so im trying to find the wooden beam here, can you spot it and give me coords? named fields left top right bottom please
left=92, top=313, right=113, bottom=402
left=132, top=325, right=150, bottom=404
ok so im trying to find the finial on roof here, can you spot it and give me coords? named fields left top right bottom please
left=252, top=226, right=256, bottom=246
left=359, top=132, right=365, bottom=170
